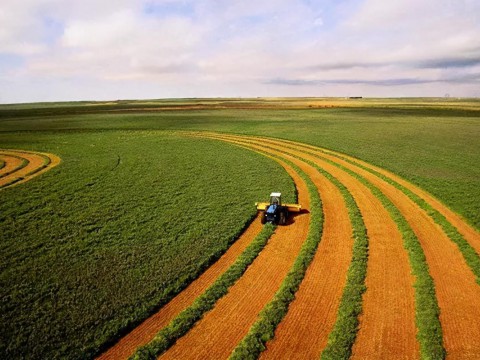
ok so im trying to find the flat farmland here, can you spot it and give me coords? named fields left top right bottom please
left=1, top=98, right=479, bottom=359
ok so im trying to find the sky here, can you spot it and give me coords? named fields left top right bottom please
left=1, top=0, right=479, bottom=103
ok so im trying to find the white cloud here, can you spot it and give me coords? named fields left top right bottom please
left=1, top=0, right=480, bottom=102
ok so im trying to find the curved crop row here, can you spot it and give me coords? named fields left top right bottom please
left=234, top=134, right=479, bottom=358
left=0, top=149, right=60, bottom=189
left=305, top=149, right=445, bottom=359
left=0, top=154, right=28, bottom=179
left=130, top=223, right=276, bottom=359
left=279, top=138, right=480, bottom=273
left=301, top=162, right=368, bottom=360
left=229, top=150, right=324, bottom=360
left=231, top=135, right=444, bottom=358
left=202, top=134, right=369, bottom=359
left=288, top=140, right=480, bottom=284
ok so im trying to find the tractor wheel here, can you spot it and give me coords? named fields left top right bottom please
left=279, top=211, right=286, bottom=225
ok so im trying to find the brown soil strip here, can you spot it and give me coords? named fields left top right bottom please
left=213, top=134, right=419, bottom=358
left=160, top=151, right=311, bottom=360
left=254, top=136, right=480, bottom=358
left=348, top=156, right=480, bottom=255
left=310, top=148, right=480, bottom=359
left=0, top=150, right=60, bottom=189
left=98, top=216, right=264, bottom=360
left=0, top=154, right=24, bottom=177
left=281, top=139, right=480, bottom=256
left=259, top=149, right=353, bottom=359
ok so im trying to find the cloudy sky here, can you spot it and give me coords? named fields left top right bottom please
left=1, top=0, right=479, bottom=103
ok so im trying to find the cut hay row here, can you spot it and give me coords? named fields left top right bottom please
left=226, top=142, right=324, bottom=360
left=209, top=134, right=417, bottom=359
left=158, top=158, right=311, bottom=360
left=130, top=223, right=276, bottom=359
left=98, top=217, right=265, bottom=360
left=202, top=135, right=363, bottom=359
left=99, top=132, right=478, bottom=359
left=0, top=154, right=28, bottom=178
left=0, top=149, right=60, bottom=189
left=253, top=136, right=480, bottom=358
left=259, top=151, right=357, bottom=359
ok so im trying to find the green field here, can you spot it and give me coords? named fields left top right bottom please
left=1, top=98, right=479, bottom=359
left=0, top=130, right=295, bottom=358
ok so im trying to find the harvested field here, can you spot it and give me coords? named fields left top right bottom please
left=209, top=134, right=418, bottom=359
left=159, top=158, right=310, bottom=359
left=98, top=216, right=264, bottom=360
left=258, top=147, right=353, bottom=359
left=0, top=149, right=60, bottom=189
left=118, top=132, right=479, bottom=360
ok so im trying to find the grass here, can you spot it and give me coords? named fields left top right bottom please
left=130, top=223, right=276, bottom=360
left=1, top=99, right=478, bottom=229
left=0, top=131, right=295, bottom=359
left=230, top=152, right=324, bottom=360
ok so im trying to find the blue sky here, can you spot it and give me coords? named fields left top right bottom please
left=1, top=0, right=479, bottom=103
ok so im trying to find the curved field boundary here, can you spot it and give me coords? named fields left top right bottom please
left=216, top=133, right=480, bottom=358
left=207, top=134, right=418, bottom=359
left=130, top=223, right=277, bottom=359
left=99, top=217, right=265, bottom=360
left=0, top=149, right=60, bottom=189
left=98, top=131, right=479, bottom=359
left=229, top=146, right=324, bottom=359
left=159, top=156, right=311, bottom=360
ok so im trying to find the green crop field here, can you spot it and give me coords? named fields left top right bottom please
left=1, top=97, right=479, bottom=359
left=0, top=130, right=295, bottom=358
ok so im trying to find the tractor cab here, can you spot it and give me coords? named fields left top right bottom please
left=255, top=192, right=301, bottom=225
left=269, top=192, right=282, bottom=206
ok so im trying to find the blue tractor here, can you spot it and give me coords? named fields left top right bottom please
left=255, top=192, right=301, bottom=225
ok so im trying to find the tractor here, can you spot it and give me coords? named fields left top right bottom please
left=255, top=192, right=301, bottom=225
